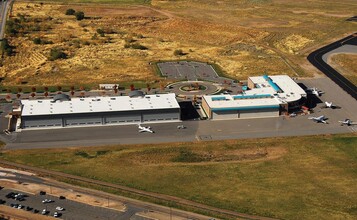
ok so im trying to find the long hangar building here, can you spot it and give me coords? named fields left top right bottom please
left=18, top=91, right=180, bottom=130
left=202, top=75, right=307, bottom=120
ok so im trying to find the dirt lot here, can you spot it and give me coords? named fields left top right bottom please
left=0, top=0, right=356, bottom=87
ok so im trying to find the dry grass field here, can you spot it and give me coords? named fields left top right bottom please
left=1, top=134, right=357, bottom=219
left=0, top=0, right=356, bottom=87
left=330, top=54, right=357, bottom=86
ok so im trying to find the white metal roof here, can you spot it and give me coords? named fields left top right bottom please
left=203, top=94, right=281, bottom=110
left=205, top=75, right=306, bottom=109
left=21, top=93, right=179, bottom=116
left=248, top=75, right=306, bottom=102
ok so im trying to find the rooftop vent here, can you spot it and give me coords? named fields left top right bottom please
left=129, top=90, right=145, bottom=98
left=52, top=94, right=71, bottom=103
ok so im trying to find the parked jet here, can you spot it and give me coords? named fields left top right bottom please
left=306, top=87, right=324, bottom=96
left=138, top=124, right=154, bottom=133
left=338, top=119, right=357, bottom=126
left=321, top=102, right=341, bottom=109
left=308, top=115, right=328, bottom=124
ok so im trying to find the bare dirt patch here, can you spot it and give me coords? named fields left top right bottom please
left=1, top=1, right=356, bottom=87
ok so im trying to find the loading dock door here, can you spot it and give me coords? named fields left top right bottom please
left=239, top=109, right=278, bottom=119
left=212, top=110, right=238, bottom=120
left=22, top=117, right=63, bottom=128
left=142, top=112, right=180, bottom=122
left=104, top=114, right=141, bottom=124
left=64, top=116, right=102, bottom=127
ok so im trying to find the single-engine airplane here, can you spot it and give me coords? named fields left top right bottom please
left=308, top=115, right=328, bottom=124
left=321, top=102, right=341, bottom=109
left=338, top=119, right=357, bottom=126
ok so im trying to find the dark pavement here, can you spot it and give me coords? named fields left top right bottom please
left=307, top=33, right=357, bottom=100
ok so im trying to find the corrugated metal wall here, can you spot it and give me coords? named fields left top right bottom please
left=21, top=108, right=180, bottom=129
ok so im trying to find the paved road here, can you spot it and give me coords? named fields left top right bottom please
left=0, top=166, right=226, bottom=220
left=0, top=188, right=124, bottom=220
left=0, top=0, right=13, bottom=40
left=2, top=77, right=356, bottom=150
left=307, top=33, right=357, bottom=100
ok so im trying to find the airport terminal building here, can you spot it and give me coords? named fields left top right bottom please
left=202, top=75, right=307, bottom=120
left=18, top=92, right=180, bottom=130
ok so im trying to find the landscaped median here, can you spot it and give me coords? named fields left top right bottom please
left=0, top=134, right=357, bottom=219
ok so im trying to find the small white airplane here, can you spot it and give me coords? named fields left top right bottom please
left=306, top=87, right=324, bottom=96
left=138, top=124, right=154, bottom=133
left=338, top=119, right=357, bottom=126
left=289, top=112, right=297, bottom=117
left=308, top=115, right=328, bottom=124
left=321, top=101, right=341, bottom=109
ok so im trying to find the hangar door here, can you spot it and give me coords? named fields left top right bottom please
left=22, top=117, right=63, bottom=128
left=142, top=112, right=179, bottom=122
left=64, top=115, right=102, bottom=127
left=212, top=110, right=238, bottom=120
left=104, top=114, right=141, bottom=124
left=239, top=109, right=278, bottom=119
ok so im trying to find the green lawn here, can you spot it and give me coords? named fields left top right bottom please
left=1, top=134, right=357, bottom=219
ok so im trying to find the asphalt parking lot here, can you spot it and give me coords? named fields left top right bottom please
left=0, top=187, right=123, bottom=220
left=157, top=61, right=234, bottom=84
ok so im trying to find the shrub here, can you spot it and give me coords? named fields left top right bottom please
left=125, top=37, right=135, bottom=43
left=33, top=38, right=53, bottom=45
left=174, top=49, right=184, bottom=56
left=131, top=43, right=148, bottom=50
left=49, top=47, right=67, bottom=61
left=1, top=39, right=14, bottom=56
left=96, top=28, right=105, bottom=37
left=74, top=11, right=85, bottom=21
left=33, top=37, right=41, bottom=44
left=65, top=8, right=76, bottom=15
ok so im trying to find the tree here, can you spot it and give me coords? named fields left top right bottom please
left=17, top=88, right=22, bottom=93
left=130, top=84, right=135, bottom=91
left=74, top=11, right=85, bottom=21
left=31, top=87, right=36, bottom=92
left=44, top=86, right=49, bottom=92
left=65, top=8, right=76, bottom=15
left=70, top=86, right=75, bottom=91
left=5, top=94, right=11, bottom=101
left=57, top=86, right=62, bottom=92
